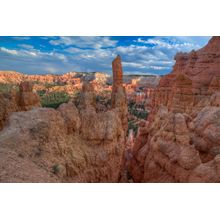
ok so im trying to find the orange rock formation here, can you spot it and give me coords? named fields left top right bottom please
left=129, top=37, right=220, bottom=182
left=0, top=81, right=40, bottom=130
left=0, top=56, right=127, bottom=183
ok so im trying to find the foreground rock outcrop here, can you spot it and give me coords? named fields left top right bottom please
left=0, top=56, right=127, bottom=182
left=0, top=82, right=40, bottom=130
left=129, top=37, right=220, bottom=182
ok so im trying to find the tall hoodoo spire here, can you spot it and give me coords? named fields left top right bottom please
left=111, top=55, right=128, bottom=132
left=112, top=55, right=123, bottom=92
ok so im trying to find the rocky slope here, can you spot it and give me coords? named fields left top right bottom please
left=0, top=56, right=127, bottom=183
left=129, top=36, right=220, bottom=182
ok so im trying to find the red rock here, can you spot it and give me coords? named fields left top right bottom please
left=112, top=55, right=123, bottom=90
left=0, top=57, right=128, bottom=183
left=18, top=82, right=41, bottom=110
left=0, top=81, right=40, bottom=130
left=130, top=37, right=220, bottom=183
left=111, top=55, right=128, bottom=132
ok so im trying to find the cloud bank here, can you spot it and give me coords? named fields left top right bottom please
left=0, top=36, right=211, bottom=75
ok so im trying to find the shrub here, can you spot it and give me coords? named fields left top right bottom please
left=41, top=91, right=70, bottom=109
left=36, top=90, right=46, bottom=97
left=128, top=120, right=138, bottom=136
left=128, top=101, right=148, bottom=120
left=52, top=164, right=60, bottom=175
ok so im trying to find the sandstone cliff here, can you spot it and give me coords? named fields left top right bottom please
left=129, top=37, right=220, bottom=182
left=149, top=37, right=220, bottom=115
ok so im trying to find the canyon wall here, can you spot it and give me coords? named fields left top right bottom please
left=130, top=37, right=220, bottom=182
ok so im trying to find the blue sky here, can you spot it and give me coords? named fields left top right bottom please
left=0, top=36, right=211, bottom=75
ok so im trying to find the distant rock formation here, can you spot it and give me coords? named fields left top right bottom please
left=0, top=71, right=108, bottom=85
left=0, top=69, right=160, bottom=100
left=0, top=56, right=127, bottom=183
left=129, top=36, right=220, bottom=182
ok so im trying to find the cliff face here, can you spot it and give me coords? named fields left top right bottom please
left=0, top=56, right=127, bottom=183
left=150, top=36, right=220, bottom=115
left=130, top=37, right=220, bottom=182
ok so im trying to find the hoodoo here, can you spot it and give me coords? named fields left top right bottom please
left=0, top=81, right=40, bottom=130
left=1, top=37, right=220, bottom=183
left=111, top=55, right=124, bottom=107
left=111, top=55, right=128, bottom=132
left=129, top=37, right=220, bottom=182
left=0, top=56, right=127, bottom=183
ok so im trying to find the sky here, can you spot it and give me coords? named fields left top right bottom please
left=0, top=36, right=211, bottom=75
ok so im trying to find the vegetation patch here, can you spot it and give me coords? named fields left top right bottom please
left=128, top=100, right=148, bottom=120
left=52, top=164, right=60, bottom=175
left=0, top=83, right=18, bottom=93
left=44, top=82, right=65, bottom=88
left=128, top=120, right=138, bottom=136
left=36, top=90, right=46, bottom=97
left=40, top=91, right=70, bottom=109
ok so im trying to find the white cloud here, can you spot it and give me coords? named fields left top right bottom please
left=174, top=36, right=211, bottom=47
left=0, top=47, right=38, bottom=57
left=150, top=65, right=170, bottom=70
left=66, top=46, right=115, bottom=61
left=49, top=36, right=118, bottom=49
left=18, top=44, right=34, bottom=49
left=65, top=47, right=83, bottom=53
left=44, top=66, right=58, bottom=73
left=0, top=36, right=211, bottom=75
left=28, top=52, right=37, bottom=56
left=0, top=46, right=68, bottom=63
left=122, top=62, right=146, bottom=69
left=0, top=47, right=18, bottom=55
left=136, top=37, right=195, bottom=50
left=0, top=47, right=71, bottom=74
left=11, top=36, right=30, bottom=40
left=51, top=53, right=68, bottom=62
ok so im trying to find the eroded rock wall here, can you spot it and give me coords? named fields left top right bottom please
left=129, top=37, right=220, bottom=183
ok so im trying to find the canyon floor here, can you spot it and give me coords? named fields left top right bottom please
left=1, top=37, right=220, bottom=182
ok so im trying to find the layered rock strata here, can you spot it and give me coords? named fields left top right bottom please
left=129, top=37, right=220, bottom=182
